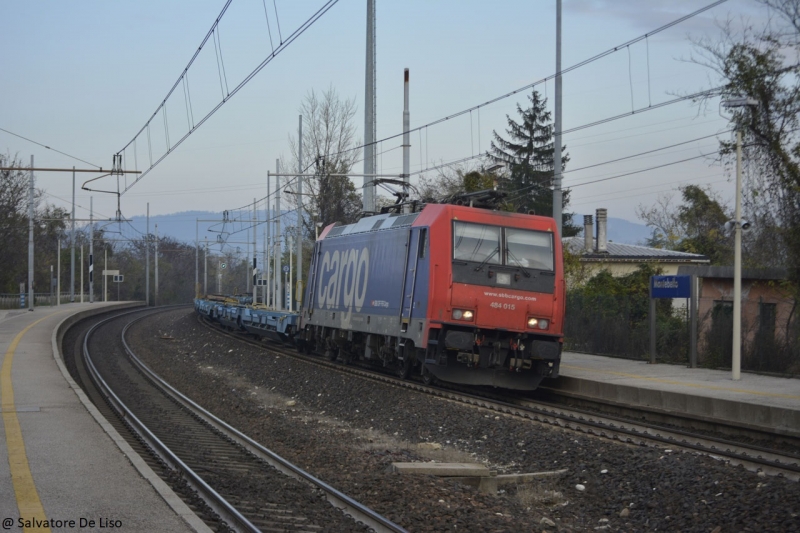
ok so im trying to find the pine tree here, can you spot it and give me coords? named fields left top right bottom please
left=490, top=90, right=578, bottom=236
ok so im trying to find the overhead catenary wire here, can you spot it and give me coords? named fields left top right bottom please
left=394, top=112, right=727, bottom=182
left=130, top=1, right=730, bottom=238
left=0, top=127, right=101, bottom=168
left=326, top=0, right=728, bottom=162
left=561, top=130, right=730, bottom=175
left=116, top=0, right=340, bottom=194
left=569, top=171, right=727, bottom=207
left=567, top=152, right=717, bottom=189
left=261, top=0, right=275, bottom=52
left=272, top=0, right=284, bottom=43
left=186, top=0, right=726, bottom=223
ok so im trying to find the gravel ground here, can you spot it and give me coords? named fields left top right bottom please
left=128, top=309, right=800, bottom=532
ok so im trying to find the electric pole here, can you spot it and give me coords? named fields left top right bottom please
left=28, top=155, right=34, bottom=311
left=553, top=0, right=564, bottom=237
left=363, top=0, right=377, bottom=213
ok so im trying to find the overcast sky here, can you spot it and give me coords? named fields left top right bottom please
left=2, top=0, right=767, bottom=237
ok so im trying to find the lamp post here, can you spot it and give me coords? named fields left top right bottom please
left=722, top=97, right=757, bottom=381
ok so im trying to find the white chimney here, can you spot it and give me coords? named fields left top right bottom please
left=596, top=208, right=608, bottom=253
left=583, top=215, right=593, bottom=253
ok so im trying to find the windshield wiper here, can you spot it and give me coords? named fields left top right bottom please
left=505, top=248, right=532, bottom=278
left=473, top=246, right=500, bottom=272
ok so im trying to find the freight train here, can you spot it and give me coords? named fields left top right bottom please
left=196, top=194, right=565, bottom=391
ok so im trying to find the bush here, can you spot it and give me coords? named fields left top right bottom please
left=565, top=265, right=690, bottom=362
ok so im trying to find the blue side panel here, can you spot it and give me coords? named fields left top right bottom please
left=310, top=228, right=412, bottom=317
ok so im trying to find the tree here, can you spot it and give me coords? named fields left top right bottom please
left=0, top=153, right=31, bottom=292
left=635, top=193, right=683, bottom=250
left=418, top=164, right=496, bottom=202
left=636, top=185, right=733, bottom=265
left=284, top=86, right=362, bottom=241
left=675, top=185, right=732, bottom=263
left=0, top=153, right=73, bottom=295
left=489, top=90, right=579, bottom=236
left=691, top=0, right=800, bottom=285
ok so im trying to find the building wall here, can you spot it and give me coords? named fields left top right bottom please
left=697, top=277, right=794, bottom=346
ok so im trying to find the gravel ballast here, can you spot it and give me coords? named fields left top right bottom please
left=127, top=309, right=800, bottom=532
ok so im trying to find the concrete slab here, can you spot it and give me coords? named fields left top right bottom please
left=0, top=302, right=207, bottom=532
left=549, top=351, right=800, bottom=436
left=392, top=462, right=492, bottom=477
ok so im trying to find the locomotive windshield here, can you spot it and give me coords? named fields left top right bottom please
left=453, top=222, right=501, bottom=265
left=505, top=227, right=554, bottom=271
left=453, top=221, right=553, bottom=272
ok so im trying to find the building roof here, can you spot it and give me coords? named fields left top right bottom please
left=677, top=265, right=788, bottom=280
left=563, top=237, right=710, bottom=264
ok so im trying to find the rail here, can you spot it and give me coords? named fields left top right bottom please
left=82, top=309, right=261, bottom=532
left=121, top=311, right=407, bottom=533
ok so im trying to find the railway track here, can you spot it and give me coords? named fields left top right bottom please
left=195, top=311, right=800, bottom=482
left=74, top=307, right=405, bottom=533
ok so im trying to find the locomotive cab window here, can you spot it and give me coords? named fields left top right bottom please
left=505, top=228, right=554, bottom=271
left=453, top=222, right=501, bottom=264
left=453, top=221, right=553, bottom=271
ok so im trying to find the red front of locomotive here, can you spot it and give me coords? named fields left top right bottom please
left=416, top=204, right=565, bottom=390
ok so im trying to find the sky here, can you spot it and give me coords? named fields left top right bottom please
left=1, top=0, right=769, bottom=245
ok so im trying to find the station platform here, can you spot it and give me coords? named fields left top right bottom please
left=546, top=351, right=800, bottom=438
left=0, top=302, right=209, bottom=532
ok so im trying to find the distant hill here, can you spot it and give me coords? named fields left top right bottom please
left=126, top=210, right=651, bottom=246
left=126, top=210, right=298, bottom=246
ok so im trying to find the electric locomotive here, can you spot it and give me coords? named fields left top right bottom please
left=297, top=195, right=565, bottom=390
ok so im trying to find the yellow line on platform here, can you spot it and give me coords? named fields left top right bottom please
left=1, top=316, right=52, bottom=533
left=560, top=364, right=800, bottom=400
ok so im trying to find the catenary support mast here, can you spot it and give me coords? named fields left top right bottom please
left=297, top=115, right=303, bottom=309
left=363, top=0, right=376, bottom=212
left=553, top=0, right=563, bottom=236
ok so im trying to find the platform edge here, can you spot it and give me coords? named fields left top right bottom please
left=50, top=304, right=213, bottom=533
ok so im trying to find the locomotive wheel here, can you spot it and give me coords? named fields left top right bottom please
left=326, top=348, right=338, bottom=362
left=397, top=357, right=412, bottom=379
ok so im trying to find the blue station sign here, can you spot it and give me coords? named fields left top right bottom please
left=650, top=275, right=691, bottom=299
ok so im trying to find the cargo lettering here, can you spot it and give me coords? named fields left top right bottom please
left=317, top=247, right=370, bottom=314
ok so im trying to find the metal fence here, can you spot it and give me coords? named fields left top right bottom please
left=564, top=293, right=690, bottom=364
left=565, top=292, right=800, bottom=374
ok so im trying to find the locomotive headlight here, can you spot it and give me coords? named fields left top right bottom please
left=527, top=317, right=549, bottom=329
left=452, top=309, right=474, bottom=321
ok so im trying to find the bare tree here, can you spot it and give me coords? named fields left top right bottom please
left=636, top=193, right=682, bottom=249
left=283, top=86, right=362, bottom=240
left=690, top=0, right=800, bottom=281
left=417, top=162, right=484, bottom=202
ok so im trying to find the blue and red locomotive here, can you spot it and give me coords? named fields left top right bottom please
left=297, top=201, right=565, bottom=390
